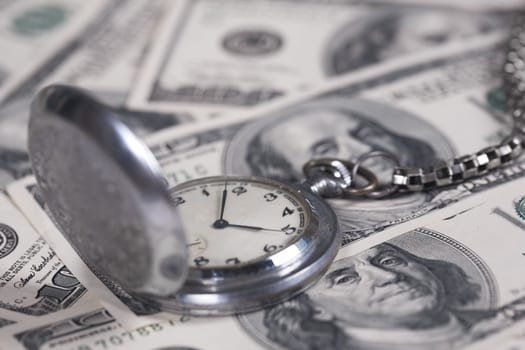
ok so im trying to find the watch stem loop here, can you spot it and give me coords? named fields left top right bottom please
left=302, top=157, right=379, bottom=198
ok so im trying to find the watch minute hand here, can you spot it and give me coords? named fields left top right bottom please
left=227, top=223, right=282, bottom=232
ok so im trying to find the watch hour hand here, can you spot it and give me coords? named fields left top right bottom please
left=212, top=182, right=229, bottom=228
left=218, top=182, right=228, bottom=221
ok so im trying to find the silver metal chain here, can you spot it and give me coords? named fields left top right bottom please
left=303, top=13, right=525, bottom=198
left=503, top=12, right=525, bottom=134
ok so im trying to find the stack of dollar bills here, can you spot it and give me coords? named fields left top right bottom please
left=1, top=1, right=525, bottom=349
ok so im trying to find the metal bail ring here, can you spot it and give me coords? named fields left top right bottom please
left=303, top=158, right=378, bottom=197
left=351, top=151, right=400, bottom=198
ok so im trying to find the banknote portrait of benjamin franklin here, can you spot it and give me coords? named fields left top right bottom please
left=324, top=9, right=504, bottom=76
left=239, top=229, right=508, bottom=350
left=224, top=98, right=456, bottom=243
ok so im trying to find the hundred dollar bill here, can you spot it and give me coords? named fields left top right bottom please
left=0, top=303, right=109, bottom=350
left=0, top=192, right=95, bottom=326
left=40, top=0, right=179, bottom=106
left=0, top=306, right=260, bottom=350
left=235, top=177, right=525, bottom=350
left=0, top=0, right=194, bottom=189
left=8, top=173, right=525, bottom=349
left=0, top=0, right=111, bottom=105
left=128, top=0, right=508, bottom=118
left=6, top=35, right=521, bottom=328
left=6, top=177, right=183, bottom=329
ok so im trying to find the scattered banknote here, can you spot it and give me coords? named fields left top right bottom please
left=128, top=0, right=509, bottom=118
left=0, top=0, right=111, bottom=105
left=235, top=176, right=525, bottom=350
left=0, top=307, right=259, bottom=350
left=40, top=0, right=172, bottom=106
left=0, top=0, right=195, bottom=190
left=0, top=190, right=102, bottom=339
left=6, top=177, right=179, bottom=329
left=6, top=155, right=525, bottom=350
left=0, top=303, right=113, bottom=350
left=0, top=0, right=204, bottom=188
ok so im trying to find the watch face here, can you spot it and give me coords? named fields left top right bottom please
left=169, top=176, right=311, bottom=268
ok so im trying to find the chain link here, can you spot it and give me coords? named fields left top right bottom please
left=392, top=134, right=524, bottom=191
left=391, top=13, right=525, bottom=193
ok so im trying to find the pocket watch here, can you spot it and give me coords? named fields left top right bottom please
left=29, top=85, right=369, bottom=315
left=152, top=175, right=341, bottom=315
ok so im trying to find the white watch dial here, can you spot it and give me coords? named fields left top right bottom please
left=169, top=177, right=310, bottom=268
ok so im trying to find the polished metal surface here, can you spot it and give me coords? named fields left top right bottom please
left=28, top=85, right=188, bottom=297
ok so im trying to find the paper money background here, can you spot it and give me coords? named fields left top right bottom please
left=1, top=0, right=525, bottom=349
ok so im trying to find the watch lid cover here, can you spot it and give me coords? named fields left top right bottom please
left=28, top=84, right=188, bottom=298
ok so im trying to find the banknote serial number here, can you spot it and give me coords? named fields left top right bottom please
left=152, top=85, right=284, bottom=106
left=68, top=317, right=190, bottom=350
